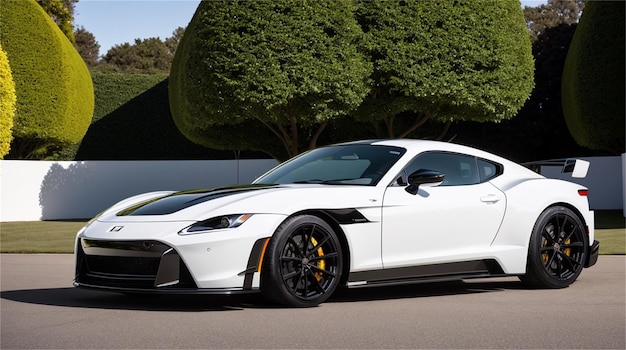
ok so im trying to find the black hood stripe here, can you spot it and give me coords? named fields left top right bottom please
left=117, top=184, right=278, bottom=216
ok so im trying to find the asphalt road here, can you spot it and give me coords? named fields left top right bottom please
left=1, top=254, right=624, bottom=349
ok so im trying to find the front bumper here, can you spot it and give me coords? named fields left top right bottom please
left=73, top=215, right=285, bottom=294
left=585, top=240, right=600, bottom=268
left=74, top=237, right=270, bottom=294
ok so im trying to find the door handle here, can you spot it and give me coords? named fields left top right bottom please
left=480, top=194, right=501, bottom=204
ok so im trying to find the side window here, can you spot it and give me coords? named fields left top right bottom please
left=477, top=158, right=503, bottom=182
left=402, top=152, right=479, bottom=186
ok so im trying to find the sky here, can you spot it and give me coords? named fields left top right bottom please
left=74, top=0, right=546, bottom=56
left=74, top=0, right=201, bottom=55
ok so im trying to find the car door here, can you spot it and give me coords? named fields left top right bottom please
left=381, top=151, right=506, bottom=269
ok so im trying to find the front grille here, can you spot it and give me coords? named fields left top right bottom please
left=75, top=239, right=197, bottom=290
left=86, top=256, right=160, bottom=276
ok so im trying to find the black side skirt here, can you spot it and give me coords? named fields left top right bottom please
left=347, top=259, right=505, bottom=288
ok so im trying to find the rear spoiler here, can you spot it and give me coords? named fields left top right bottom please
left=523, top=158, right=590, bottom=178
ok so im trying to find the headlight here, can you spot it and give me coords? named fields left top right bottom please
left=179, top=214, right=253, bottom=235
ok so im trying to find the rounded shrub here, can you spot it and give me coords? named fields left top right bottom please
left=0, top=44, right=16, bottom=158
left=562, top=1, right=625, bottom=154
left=0, top=0, right=94, bottom=157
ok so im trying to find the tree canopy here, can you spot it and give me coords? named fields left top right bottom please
left=561, top=1, right=625, bottom=154
left=169, top=0, right=533, bottom=160
left=524, top=0, right=585, bottom=41
left=169, top=0, right=372, bottom=159
left=353, top=0, right=534, bottom=138
left=101, top=37, right=174, bottom=73
left=88, top=28, right=184, bottom=73
left=0, top=0, right=94, bottom=158
left=74, top=25, right=100, bottom=67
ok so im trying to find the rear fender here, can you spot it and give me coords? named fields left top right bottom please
left=490, top=178, right=593, bottom=273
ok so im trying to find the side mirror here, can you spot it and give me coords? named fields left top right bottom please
left=405, top=169, right=445, bottom=195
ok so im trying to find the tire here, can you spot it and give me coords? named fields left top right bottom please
left=520, top=206, right=588, bottom=288
left=261, top=215, right=343, bottom=307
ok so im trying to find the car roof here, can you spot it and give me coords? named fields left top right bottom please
left=340, top=138, right=473, bottom=149
left=341, top=139, right=488, bottom=155
left=337, top=139, right=517, bottom=166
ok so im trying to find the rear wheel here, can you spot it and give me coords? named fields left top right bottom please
left=261, top=215, right=343, bottom=307
left=520, top=206, right=588, bottom=288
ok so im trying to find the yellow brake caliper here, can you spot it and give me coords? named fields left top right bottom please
left=310, top=237, right=325, bottom=282
left=563, top=238, right=571, bottom=256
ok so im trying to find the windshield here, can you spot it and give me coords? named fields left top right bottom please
left=255, top=144, right=406, bottom=186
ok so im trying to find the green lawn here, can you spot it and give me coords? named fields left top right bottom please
left=1, top=211, right=624, bottom=254
left=594, top=210, right=626, bottom=255
left=0, top=220, right=85, bottom=253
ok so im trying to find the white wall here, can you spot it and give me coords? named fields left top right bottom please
left=0, top=160, right=277, bottom=222
left=0, top=156, right=622, bottom=222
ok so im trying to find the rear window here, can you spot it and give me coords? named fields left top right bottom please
left=477, top=158, right=503, bottom=182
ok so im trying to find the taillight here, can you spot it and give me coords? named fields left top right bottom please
left=578, top=189, right=589, bottom=196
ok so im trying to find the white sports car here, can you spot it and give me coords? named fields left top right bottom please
left=74, top=139, right=599, bottom=307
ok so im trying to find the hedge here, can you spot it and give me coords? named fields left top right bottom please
left=0, top=0, right=94, bottom=150
left=561, top=1, right=625, bottom=154
left=0, top=44, right=16, bottom=158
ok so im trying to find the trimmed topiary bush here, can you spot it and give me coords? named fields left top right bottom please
left=561, top=1, right=625, bottom=154
left=0, top=0, right=94, bottom=158
left=169, top=0, right=372, bottom=159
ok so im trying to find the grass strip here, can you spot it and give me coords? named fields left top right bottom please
left=595, top=229, right=625, bottom=255
left=0, top=221, right=85, bottom=253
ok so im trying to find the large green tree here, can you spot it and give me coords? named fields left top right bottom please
left=446, top=23, right=590, bottom=163
left=562, top=1, right=625, bottom=154
left=353, top=0, right=535, bottom=138
left=169, top=0, right=372, bottom=159
left=0, top=0, right=94, bottom=159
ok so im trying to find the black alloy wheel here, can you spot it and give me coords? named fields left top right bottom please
left=520, top=206, right=588, bottom=288
left=262, top=215, right=343, bottom=307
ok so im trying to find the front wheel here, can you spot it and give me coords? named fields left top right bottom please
left=261, top=215, right=343, bottom=307
left=520, top=206, right=588, bottom=288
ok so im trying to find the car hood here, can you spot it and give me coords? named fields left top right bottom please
left=96, top=184, right=384, bottom=223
